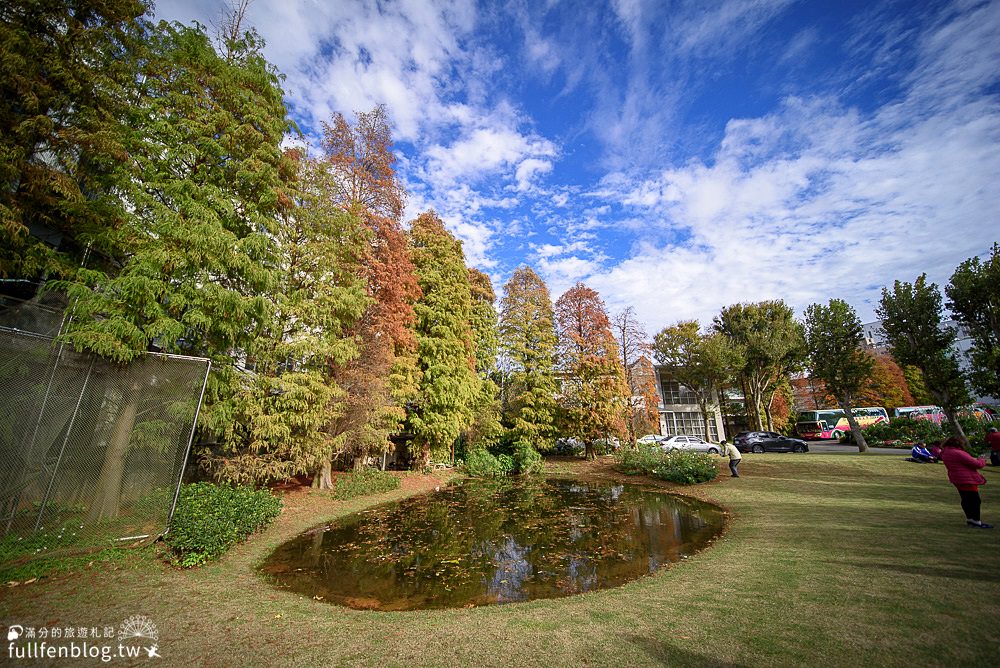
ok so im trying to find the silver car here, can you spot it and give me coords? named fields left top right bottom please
left=657, top=435, right=722, bottom=455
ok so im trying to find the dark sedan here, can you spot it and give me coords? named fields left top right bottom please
left=732, top=431, right=809, bottom=453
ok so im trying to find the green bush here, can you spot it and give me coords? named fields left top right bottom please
left=862, top=418, right=945, bottom=447
left=614, top=446, right=719, bottom=484
left=463, top=446, right=538, bottom=477
left=513, top=444, right=544, bottom=475
left=332, top=468, right=400, bottom=500
left=463, top=448, right=504, bottom=477
left=863, top=415, right=994, bottom=451
left=948, top=416, right=991, bottom=455
left=166, top=483, right=282, bottom=568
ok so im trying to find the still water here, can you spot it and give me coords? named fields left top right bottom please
left=260, top=477, right=724, bottom=611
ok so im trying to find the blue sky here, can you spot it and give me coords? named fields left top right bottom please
left=156, top=0, right=999, bottom=334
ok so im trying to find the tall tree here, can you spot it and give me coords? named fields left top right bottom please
left=858, top=354, right=915, bottom=412
left=653, top=321, right=736, bottom=441
left=554, top=283, right=630, bottom=460
left=946, top=242, right=1000, bottom=399
left=903, top=365, right=935, bottom=405
left=0, top=0, right=148, bottom=283
left=406, top=211, right=480, bottom=467
left=320, top=106, right=420, bottom=477
left=206, top=150, right=369, bottom=485
left=803, top=300, right=874, bottom=452
left=878, top=275, right=970, bottom=444
left=464, top=268, right=503, bottom=450
left=28, top=15, right=293, bottom=512
left=714, top=301, right=805, bottom=431
left=612, top=308, right=660, bottom=443
left=498, top=266, right=559, bottom=451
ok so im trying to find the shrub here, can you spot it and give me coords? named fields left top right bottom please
left=463, top=447, right=536, bottom=477
left=862, top=418, right=944, bottom=447
left=332, top=467, right=401, bottom=500
left=496, top=453, right=515, bottom=476
left=166, top=483, right=282, bottom=568
left=948, top=416, right=991, bottom=455
left=653, top=450, right=719, bottom=484
left=513, top=444, right=544, bottom=475
left=463, top=448, right=502, bottom=477
left=614, top=447, right=718, bottom=484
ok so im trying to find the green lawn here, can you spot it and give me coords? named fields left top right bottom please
left=2, top=454, right=998, bottom=667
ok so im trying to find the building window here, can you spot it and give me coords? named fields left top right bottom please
left=660, top=380, right=699, bottom=405
left=662, top=411, right=719, bottom=441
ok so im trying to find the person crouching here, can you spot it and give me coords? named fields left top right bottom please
left=721, top=440, right=742, bottom=478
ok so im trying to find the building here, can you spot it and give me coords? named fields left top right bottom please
left=654, top=367, right=727, bottom=441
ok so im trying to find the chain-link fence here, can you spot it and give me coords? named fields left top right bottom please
left=0, top=324, right=210, bottom=563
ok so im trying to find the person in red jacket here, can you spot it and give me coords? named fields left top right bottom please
left=940, top=436, right=991, bottom=528
left=986, top=427, right=1000, bottom=466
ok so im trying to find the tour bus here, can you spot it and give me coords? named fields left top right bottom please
left=795, top=406, right=889, bottom=440
left=893, top=405, right=945, bottom=424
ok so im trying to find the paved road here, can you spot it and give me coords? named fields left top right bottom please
left=804, top=439, right=906, bottom=455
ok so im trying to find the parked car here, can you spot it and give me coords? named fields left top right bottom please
left=637, top=434, right=665, bottom=445
left=552, top=438, right=584, bottom=455
left=657, top=435, right=722, bottom=455
left=591, top=436, right=622, bottom=453
left=732, top=431, right=809, bottom=453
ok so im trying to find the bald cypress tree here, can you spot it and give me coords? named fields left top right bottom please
left=464, top=268, right=503, bottom=450
left=0, top=0, right=149, bottom=283
left=498, top=266, right=559, bottom=451
left=555, top=283, right=630, bottom=460
left=406, top=211, right=480, bottom=467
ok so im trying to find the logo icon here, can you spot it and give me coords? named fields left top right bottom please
left=118, top=616, right=158, bottom=643
left=118, top=616, right=161, bottom=659
left=6, top=625, right=23, bottom=641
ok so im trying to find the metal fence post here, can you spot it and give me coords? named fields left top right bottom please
left=165, top=359, right=211, bottom=533
left=33, top=357, right=94, bottom=532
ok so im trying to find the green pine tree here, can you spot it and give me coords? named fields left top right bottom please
left=406, top=211, right=481, bottom=466
left=209, top=151, right=370, bottom=485
left=498, top=266, right=560, bottom=451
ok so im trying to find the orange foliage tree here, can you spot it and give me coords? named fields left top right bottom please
left=316, top=106, right=421, bottom=483
left=858, top=353, right=915, bottom=412
left=554, top=283, right=630, bottom=460
left=611, top=307, right=660, bottom=442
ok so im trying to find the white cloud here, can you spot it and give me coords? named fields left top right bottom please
left=515, top=158, right=554, bottom=192
left=422, top=123, right=557, bottom=188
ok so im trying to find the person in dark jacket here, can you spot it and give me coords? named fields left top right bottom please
left=940, top=437, right=991, bottom=528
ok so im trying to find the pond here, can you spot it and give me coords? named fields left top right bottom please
left=259, top=477, right=724, bottom=611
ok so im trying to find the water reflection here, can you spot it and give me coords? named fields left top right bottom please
left=260, top=477, right=723, bottom=611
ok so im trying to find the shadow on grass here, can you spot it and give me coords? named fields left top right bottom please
left=621, top=633, right=752, bottom=668
left=834, top=559, right=1000, bottom=583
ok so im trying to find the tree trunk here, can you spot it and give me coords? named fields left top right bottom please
left=763, top=391, right=774, bottom=432
left=943, top=408, right=968, bottom=447
left=839, top=399, right=869, bottom=452
left=412, top=441, right=431, bottom=470
left=699, top=397, right=713, bottom=442
left=87, top=384, right=140, bottom=523
left=312, top=459, right=333, bottom=490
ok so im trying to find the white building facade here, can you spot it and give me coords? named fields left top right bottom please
left=654, top=368, right=727, bottom=441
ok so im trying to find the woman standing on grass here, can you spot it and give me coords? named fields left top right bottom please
left=940, top=436, right=991, bottom=529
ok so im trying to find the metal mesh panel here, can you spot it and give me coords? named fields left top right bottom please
left=0, top=327, right=209, bottom=562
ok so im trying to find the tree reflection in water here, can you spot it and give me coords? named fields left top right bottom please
left=260, top=478, right=723, bottom=610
